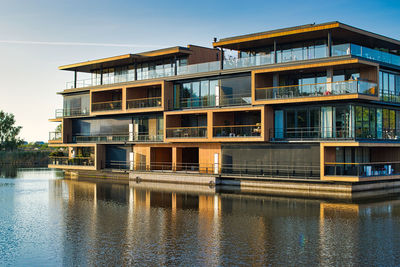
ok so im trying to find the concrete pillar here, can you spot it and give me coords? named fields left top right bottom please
left=273, top=40, right=277, bottom=64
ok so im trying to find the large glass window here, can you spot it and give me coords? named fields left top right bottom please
left=380, top=70, right=400, bottom=102
left=64, top=94, right=90, bottom=116
left=174, top=75, right=251, bottom=109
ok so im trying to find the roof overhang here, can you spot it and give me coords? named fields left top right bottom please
left=213, top=22, right=400, bottom=52
left=59, top=46, right=192, bottom=72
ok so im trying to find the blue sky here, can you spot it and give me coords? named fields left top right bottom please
left=0, top=0, right=399, bottom=141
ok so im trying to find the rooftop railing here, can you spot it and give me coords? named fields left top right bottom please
left=255, top=80, right=377, bottom=101
left=64, top=43, right=400, bottom=89
left=166, top=126, right=207, bottom=138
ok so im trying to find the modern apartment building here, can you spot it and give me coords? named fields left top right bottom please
left=49, top=21, right=400, bottom=183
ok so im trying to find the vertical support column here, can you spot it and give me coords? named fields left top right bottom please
left=172, top=146, right=177, bottom=171
left=134, top=60, right=137, bottom=81
left=122, top=87, right=127, bottom=111
left=220, top=49, right=224, bottom=70
left=100, top=68, right=103, bottom=85
left=327, top=30, right=332, bottom=57
left=207, top=110, right=213, bottom=140
left=74, top=70, right=77, bottom=88
left=273, top=40, right=277, bottom=64
left=174, top=56, right=178, bottom=76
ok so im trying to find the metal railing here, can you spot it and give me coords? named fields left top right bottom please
left=49, top=156, right=95, bottom=166
left=325, top=162, right=400, bottom=177
left=178, top=93, right=252, bottom=109
left=64, top=43, right=400, bottom=89
left=271, top=127, right=354, bottom=141
left=177, top=61, right=220, bottom=75
left=49, top=132, right=62, bottom=141
left=91, top=100, right=122, bottom=112
left=55, top=108, right=90, bottom=118
left=213, top=125, right=261, bottom=137
left=126, top=97, right=162, bottom=109
left=255, top=80, right=377, bottom=101
left=73, top=134, right=163, bottom=143
left=271, top=127, right=400, bottom=141
left=166, top=126, right=207, bottom=138
left=108, top=161, right=320, bottom=179
left=350, top=44, right=400, bottom=66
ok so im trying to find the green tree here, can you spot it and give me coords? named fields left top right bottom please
left=55, top=124, right=62, bottom=132
left=0, top=110, right=23, bottom=151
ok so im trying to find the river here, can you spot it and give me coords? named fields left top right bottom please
left=0, top=167, right=399, bottom=266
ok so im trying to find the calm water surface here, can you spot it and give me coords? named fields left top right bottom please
left=1, top=167, right=400, bottom=266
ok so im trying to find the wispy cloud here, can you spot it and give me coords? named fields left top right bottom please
left=0, top=40, right=161, bottom=48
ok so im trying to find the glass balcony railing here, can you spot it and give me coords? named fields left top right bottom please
left=64, top=43, right=400, bottom=89
left=213, top=125, right=262, bottom=138
left=223, top=54, right=274, bottom=70
left=350, top=44, right=400, bottom=66
left=49, top=157, right=95, bottom=167
left=73, top=134, right=163, bottom=143
left=178, top=93, right=252, bottom=109
left=177, top=61, right=220, bottom=75
left=49, top=132, right=62, bottom=141
left=271, top=127, right=354, bottom=141
left=325, top=162, right=400, bottom=177
left=255, top=80, right=377, bottom=101
left=126, top=97, right=162, bottom=109
left=55, top=108, right=90, bottom=118
left=271, top=127, right=400, bottom=141
left=91, top=100, right=122, bottom=112
left=166, top=127, right=207, bottom=138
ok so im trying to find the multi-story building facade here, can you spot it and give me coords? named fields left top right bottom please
left=49, top=22, right=400, bottom=183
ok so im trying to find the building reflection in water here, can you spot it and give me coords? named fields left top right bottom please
left=51, top=179, right=400, bottom=266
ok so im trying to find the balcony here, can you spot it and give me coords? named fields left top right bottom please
left=73, top=134, right=163, bottom=143
left=271, top=127, right=353, bottom=141
left=91, top=100, right=122, bottom=112
left=49, top=132, right=62, bottom=142
left=64, top=43, right=400, bottom=90
left=213, top=125, right=261, bottom=138
left=179, top=93, right=251, bottom=109
left=271, top=128, right=400, bottom=141
left=55, top=108, right=90, bottom=118
left=255, top=80, right=377, bottom=101
left=166, top=127, right=207, bottom=138
left=126, top=97, right=162, bottom=109
left=325, top=162, right=400, bottom=178
left=177, top=61, right=220, bottom=75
